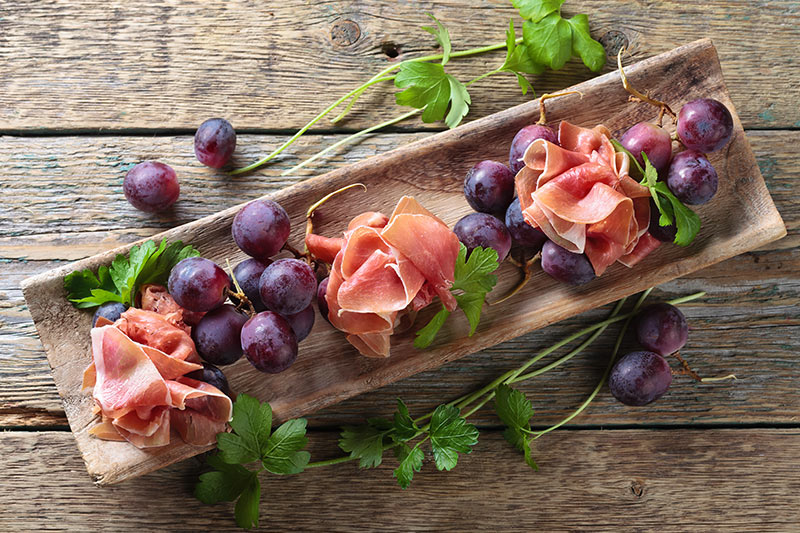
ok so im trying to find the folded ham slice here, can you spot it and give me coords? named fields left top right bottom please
left=516, top=121, right=658, bottom=276
left=306, top=196, right=460, bottom=358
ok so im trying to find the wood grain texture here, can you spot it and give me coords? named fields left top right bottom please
left=1, top=1, right=799, bottom=131
left=2, top=429, right=800, bottom=532
left=19, top=41, right=786, bottom=485
left=2, top=128, right=797, bottom=431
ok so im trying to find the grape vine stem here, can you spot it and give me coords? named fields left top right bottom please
left=617, top=49, right=676, bottom=123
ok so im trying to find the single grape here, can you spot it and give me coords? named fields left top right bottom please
left=259, top=258, right=317, bottom=316
left=635, top=303, right=688, bottom=356
left=167, top=257, right=230, bottom=312
left=233, top=258, right=271, bottom=312
left=241, top=311, right=298, bottom=374
left=194, top=118, right=237, bottom=169
left=232, top=199, right=291, bottom=259
left=609, top=351, right=672, bottom=406
left=504, top=197, right=547, bottom=251
left=648, top=198, right=677, bottom=243
left=186, top=362, right=233, bottom=397
left=282, top=304, right=315, bottom=342
left=463, top=160, right=515, bottom=215
left=677, top=98, right=733, bottom=153
left=540, top=240, right=595, bottom=285
left=620, top=122, right=673, bottom=171
left=123, top=161, right=180, bottom=213
left=453, top=212, right=512, bottom=262
left=508, top=124, right=558, bottom=173
left=317, top=277, right=330, bottom=323
left=92, top=302, right=128, bottom=327
left=666, top=150, right=718, bottom=205
left=192, top=304, right=248, bottom=365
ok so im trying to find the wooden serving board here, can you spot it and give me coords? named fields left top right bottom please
left=21, top=39, right=785, bottom=486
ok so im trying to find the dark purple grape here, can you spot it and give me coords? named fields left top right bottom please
left=508, top=124, right=558, bottom=173
left=92, top=302, right=128, bottom=327
left=540, top=240, right=595, bottom=285
left=317, top=277, right=330, bottom=323
left=233, top=258, right=271, bottom=312
left=677, top=98, right=733, bottom=153
left=620, top=122, right=673, bottom=171
left=167, top=257, right=231, bottom=312
left=241, top=311, right=298, bottom=374
left=504, top=197, right=547, bottom=251
left=635, top=303, right=688, bottom=356
left=186, top=362, right=232, bottom=397
left=194, top=118, right=236, bottom=169
left=282, top=304, right=315, bottom=342
left=192, top=304, right=248, bottom=365
left=648, top=198, right=677, bottom=243
left=666, top=150, right=718, bottom=205
left=232, top=199, right=291, bottom=260
left=453, top=212, right=512, bottom=262
left=463, top=160, right=515, bottom=215
left=609, top=351, right=672, bottom=406
left=259, top=258, right=316, bottom=316
left=123, top=161, right=179, bottom=213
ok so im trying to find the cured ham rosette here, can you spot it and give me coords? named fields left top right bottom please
left=307, top=196, right=461, bottom=358
left=515, top=121, right=659, bottom=276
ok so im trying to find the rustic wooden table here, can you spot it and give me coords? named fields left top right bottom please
left=1, top=1, right=798, bottom=531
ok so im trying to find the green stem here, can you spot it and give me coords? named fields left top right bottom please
left=281, top=109, right=420, bottom=176
left=465, top=68, right=502, bottom=86
left=305, top=455, right=356, bottom=468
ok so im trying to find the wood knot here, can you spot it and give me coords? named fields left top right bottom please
left=381, top=41, right=401, bottom=59
left=600, top=30, right=629, bottom=57
left=630, top=478, right=646, bottom=498
left=330, top=19, right=361, bottom=47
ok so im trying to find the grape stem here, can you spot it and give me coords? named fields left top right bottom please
left=671, top=350, right=736, bottom=383
left=616, top=49, right=676, bottom=124
left=304, top=183, right=368, bottom=251
left=488, top=252, right=540, bottom=306
left=537, top=90, right=584, bottom=125
left=224, top=259, right=256, bottom=317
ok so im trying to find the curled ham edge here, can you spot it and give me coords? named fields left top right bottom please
left=307, top=196, right=460, bottom=358
left=83, top=307, right=233, bottom=449
left=516, top=121, right=660, bottom=276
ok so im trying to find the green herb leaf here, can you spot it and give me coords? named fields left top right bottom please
left=194, top=455, right=256, bottom=505
left=494, top=385, right=538, bottom=470
left=421, top=13, right=451, bottom=66
left=445, top=75, right=471, bottom=129
left=392, top=399, right=420, bottom=442
left=393, top=443, right=424, bottom=489
left=218, top=394, right=272, bottom=465
left=640, top=152, right=664, bottom=214
left=394, top=62, right=471, bottom=128
left=454, top=292, right=485, bottom=336
left=565, top=14, right=606, bottom=72
left=261, top=418, right=311, bottom=475
left=428, top=404, right=479, bottom=471
left=234, top=474, right=261, bottom=529
left=512, top=0, right=565, bottom=23
left=652, top=182, right=701, bottom=246
left=339, top=418, right=393, bottom=468
left=413, top=306, right=451, bottom=349
left=499, top=20, right=544, bottom=96
left=452, top=244, right=499, bottom=294
left=523, top=13, right=572, bottom=71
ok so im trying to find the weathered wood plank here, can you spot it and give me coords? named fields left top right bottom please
left=1, top=130, right=797, bottom=429
left=1, top=429, right=799, bottom=531
left=1, top=1, right=798, bottom=131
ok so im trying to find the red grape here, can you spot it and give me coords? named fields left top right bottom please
left=508, top=124, right=558, bottom=173
left=453, top=212, right=512, bottom=262
left=647, top=198, right=677, bottom=243
left=167, top=257, right=230, bottom=312
left=666, top=150, right=718, bottom=205
left=609, top=351, right=672, bottom=406
left=463, top=160, right=515, bottom=215
left=192, top=304, right=248, bottom=365
left=677, top=98, right=733, bottom=153
left=259, top=258, right=317, bottom=316
left=186, top=362, right=232, bottom=397
left=282, top=304, right=315, bottom=342
left=540, top=240, right=595, bottom=285
left=194, top=118, right=236, bottom=169
left=241, top=311, right=298, bottom=374
left=233, top=258, right=271, bottom=312
left=232, top=199, right=291, bottom=259
left=123, top=161, right=180, bottom=213
left=620, top=122, right=672, bottom=171
left=635, top=303, right=688, bottom=356
left=505, top=197, right=547, bottom=251
left=317, top=277, right=330, bottom=323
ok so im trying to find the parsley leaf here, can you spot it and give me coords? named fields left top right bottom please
left=194, top=455, right=256, bottom=505
left=395, top=62, right=471, bottom=128
left=217, top=393, right=272, bottom=465
left=339, top=418, right=393, bottom=468
left=652, top=181, right=701, bottom=246
left=566, top=14, right=606, bottom=73
left=413, top=306, right=451, bottom=349
left=393, top=399, right=420, bottom=442
left=523, top=13, right=572, bottom=71
left=494, top=385, right=538, bottom=470
left=235, top=474, right=261, bottom=529
left=64, top=238, right=199, bottom=309
left=261, top=418, right=311, bottom=475
left=512, top=0, right=565, bottom=23
left=393, top=443, right=424, bottom=489
left=428, top=404, right=479, bottom=471
left=421, top=13, right=451, bottom=66
left=499, top=20, right=544, bottom=96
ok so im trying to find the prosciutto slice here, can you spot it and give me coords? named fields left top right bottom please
left=516, top=121, right=656, bottom=276
left=306, top=196, right=460, bottom=358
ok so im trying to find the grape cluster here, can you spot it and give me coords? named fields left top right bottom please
left=166, top=198, right=318, bottom=377
left=608, top=303, right=690, bottom=406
